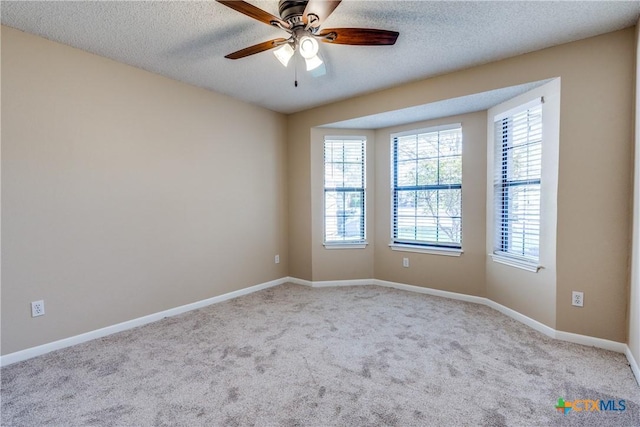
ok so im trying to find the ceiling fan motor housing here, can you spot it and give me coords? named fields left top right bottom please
left=278, top=0, right=308, bottom=26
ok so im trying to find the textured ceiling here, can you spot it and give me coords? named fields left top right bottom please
left=2, top=1, right=639, bottom=114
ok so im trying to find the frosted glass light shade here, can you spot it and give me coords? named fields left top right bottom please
left=304, top=54, right=323, bottom=71
left=299, top=36, right=319, bottom=59
left=273, top=43, right=294, bottom=67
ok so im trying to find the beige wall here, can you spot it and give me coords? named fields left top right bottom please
left=486, top=80, right=560, bottom=329
left=1, top=26, right=288, bottom=355
left=2, top=24, right=636, bottom=356
left=629, top=20, right=640, bottom=370
left=287, top=122, right=312, bottom=280
left=553, top=33, right=634, bottom=343
left=373, top=113, right=487, bottom=297
left=288, top=28, right=635, bottom=342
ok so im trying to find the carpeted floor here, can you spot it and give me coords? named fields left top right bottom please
left=1, top=283, right=639, bottom=426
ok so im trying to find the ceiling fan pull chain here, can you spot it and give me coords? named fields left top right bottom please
left=295, top=56, right=298, bottom=87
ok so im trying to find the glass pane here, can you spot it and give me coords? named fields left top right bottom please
left=415, top=216, right=437, bottom=242
left=437, top=216, right=461, bottom=244
left=324, top=192, right=340, bottom=240
left=436, top=189, right=460, bottom=216
left=505, top=184, right=540, bottom=257
left=507, top=142, right=540, bottom=180
left=416, top=190, right=436, bottom=215
left=327, top=142, right=344, bottom=163
left=395, top=215, right=416, bottom=240
left=324, top=163, right=345, bottom=187
left=393, top=127, right=462, bottom=247
left=397, top=160, right=417, bottom=187
left=396, top=190, right=417, bottom=209
left=396, top=135, right=417, bottom=161
left=324, top=139, right=366, bottom=243
left=439, top=129, right=462, bottom=156
left=325, top=191, right=364, bottom=242
left=439, top=157, right=462, bottom=184
left=343, top=163, right=363, bottom=187
left=416, top=158, right=438, bottom=186
left=343, top=143, right=362, bottom=162
left=417, top=132, right=439, bottom=159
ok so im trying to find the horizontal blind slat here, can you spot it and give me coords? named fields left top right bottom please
left=324, top=138, right=366, bottom=243
left=493, top=104, right=542, bottom=260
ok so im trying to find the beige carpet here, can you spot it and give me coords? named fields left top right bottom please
left=1, top=283, right=639, bottom=426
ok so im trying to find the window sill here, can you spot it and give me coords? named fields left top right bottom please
left=490, top=253, right=542, bottom=272
left=389, top=244, right=463, bottom=257
left=324, top=242, right=368, bottom=250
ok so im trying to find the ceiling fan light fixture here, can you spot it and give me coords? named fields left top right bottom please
left=304, top=54, right=323, bottom=71
left=273, top=43, right=295, bottom=67
left=298, top=35, right=319, bottom=59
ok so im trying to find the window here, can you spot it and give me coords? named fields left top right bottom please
left=392, top=124, right=462, bottom=250
left=493, top=100, right=542, bottom=263
left=323, top=137, right=366, bottom=245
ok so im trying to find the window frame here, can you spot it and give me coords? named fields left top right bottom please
left=491, top=98, right=544, bottom=272
left=390, top=123, right=463, bottom=256
left=323, top=136, right=367, bottom=248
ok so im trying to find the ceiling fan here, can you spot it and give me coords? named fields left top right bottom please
left=217, top=0, right=399, bottom=72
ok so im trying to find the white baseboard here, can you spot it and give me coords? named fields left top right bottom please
left=483, top=298, right=557, bottom=339
left=287, top=277, right=637, bottom=384
left=626, top=346, right=640, bottom=386
left=0, top=277, right=288, bottom=367
left=374, top=279, right=487, bottom=306
left=3, top=276, right=638, bottom=387
left=287, top=277, right=373, bottom=288
left=287, top=276, right=313, bottom=287
left=291, top=278, right=638, bottom=381
left=554, top=330, right=627, bottom=353
left=312, top=279, right=373, bottom=287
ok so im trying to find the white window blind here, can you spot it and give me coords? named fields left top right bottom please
left=324, top=137, right=366, bottom=244
left=392, top=125, right=462, bottom=248
left=494, top=101, right=542, bottom=262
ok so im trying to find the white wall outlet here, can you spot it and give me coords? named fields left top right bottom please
left=572, top=291, right=584, bottom=307
left=31, top=300, right=45, bottom=317
left=403, top=257, right=409, bottom=268
left=275, top=254, right=280, bottom=264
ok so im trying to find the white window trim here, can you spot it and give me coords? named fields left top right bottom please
left=324, top=242, right=368, bottom=250
left=390, top=123, right=464, bottom=250
left=390, top=243, right=463, bottom=257
left=391, top=123, right=462, bottom=139
left=490, top=253, right=542, bottom=273
left=494, top=98, right=542, bottom=122
left=323, top=136, right=367, bottom=246
left=492, top=99, right=542, bottom=264
left=486, top=78, right=560, bottom=276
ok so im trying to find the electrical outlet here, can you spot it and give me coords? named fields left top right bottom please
left=403, top=257, right=409, bottom=268
left=31, top=300, right=45, bottom=317
left=572, top=291, right=584, bottom=307
left=275, top=254, right=280, bottom=264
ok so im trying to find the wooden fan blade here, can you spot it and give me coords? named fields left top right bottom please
left=303, top=0, right=341, bottom=27
left=318, top=28, right=399, bottom=45
left=225, top=38, right=288, bottom=59
left=217, top=1, right=289, bottom=29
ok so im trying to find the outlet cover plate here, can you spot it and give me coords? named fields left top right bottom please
left=571, top=291, right=584, bottom=307
left=31, top=300, right=45, bottom=317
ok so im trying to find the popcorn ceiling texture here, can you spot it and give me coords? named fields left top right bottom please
left=2, top=284, right=638, bottom=426
left=1, top=1, right=638, bottom=114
